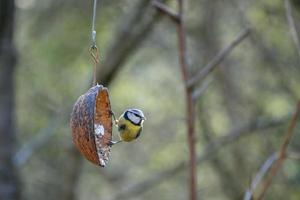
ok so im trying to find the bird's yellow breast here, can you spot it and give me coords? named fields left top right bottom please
left=118, top=117, right=142, bottom=142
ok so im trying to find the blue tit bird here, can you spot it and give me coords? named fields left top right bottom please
left=111, top=109, right=145, bottom=143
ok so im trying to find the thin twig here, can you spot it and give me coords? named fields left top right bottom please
left=192, top=77, right=213, bottom=101
left=284, top=0, right=300, bottom=60
left=176, top=0, right=197, bottom=199
left=256, top=101, right=300, bottom=200
left=152, top=0, right=180, bottom=23
left=243, top=153, right=278, bottom=200
left=187, top=27, right=251, bottom=88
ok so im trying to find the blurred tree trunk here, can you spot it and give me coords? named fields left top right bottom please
left=0, top=0, right=20, bottom=200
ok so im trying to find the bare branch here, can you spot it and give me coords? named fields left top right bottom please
left=187, top=27, right=251, bottom=88
left=256, top=101, right=300, bottom=200
left=284, top=0, right=300, bottom=60
left=176, top=0, right=197, bottom=199
left=152, top=0, right=180, bottom=23
left=106, top=114, right=289, bottom=200
left=192, top=77, right=213, bottom=101
left=243, top=153, right=278, bottom=200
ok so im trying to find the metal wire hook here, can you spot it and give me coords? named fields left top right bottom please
left=89, top=45, right=100, bottom=86
left=89, top=45, right=100, bottom=64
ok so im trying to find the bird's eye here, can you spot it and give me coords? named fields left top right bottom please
left=118, top=124, right=126, bottom=131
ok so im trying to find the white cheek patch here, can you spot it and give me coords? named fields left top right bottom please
left=127, top=112, right=141, bottom=124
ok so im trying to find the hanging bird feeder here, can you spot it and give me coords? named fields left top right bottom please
left=69, top=0, right=115, bottom=167
left=70, top=0, right=145, bottom=167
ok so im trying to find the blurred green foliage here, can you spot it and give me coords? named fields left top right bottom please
left=12, top=0, right=300, bottom=199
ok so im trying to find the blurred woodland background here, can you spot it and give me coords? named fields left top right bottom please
left=1, top=0, right=300, bottom=200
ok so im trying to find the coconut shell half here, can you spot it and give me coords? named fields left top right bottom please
left=70, top=85, right=112, bottom=167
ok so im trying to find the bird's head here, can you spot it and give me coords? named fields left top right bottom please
left=123, top=108, right=145, bottom=125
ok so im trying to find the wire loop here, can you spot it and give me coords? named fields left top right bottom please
left=89, top=45, right=100, bottom=86
left=89, top=45, right=100, bottom=63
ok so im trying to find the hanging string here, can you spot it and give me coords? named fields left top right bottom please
left=91, top=0, right=97, bottom=48
left=89, top=0, right=100, bottom=86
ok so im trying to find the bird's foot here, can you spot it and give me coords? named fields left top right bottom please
left=108, top=140, right=122, bottom=146
left=110, top=110, right=119, bottom=126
